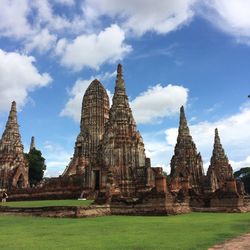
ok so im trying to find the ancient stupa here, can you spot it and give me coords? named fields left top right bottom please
left=63, top=79, right=110, bottom=177
left=101, top=64, right=151, bottom=197
left=0, top=101, right=29, bottom=190
left=170, top=106, right=204, bottom=192
left=207, top=128, right=234, bottom=191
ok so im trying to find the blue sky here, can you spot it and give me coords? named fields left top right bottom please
left=0, top=0, right=250, bottom=176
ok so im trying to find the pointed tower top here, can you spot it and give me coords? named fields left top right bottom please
left=117, top=63, right=122, bottom=74
left=178, top=105, right=190, bottom=137
left=214, top=128, right=221, bottom=145
left=214, top=128, right=222, bottom=146
left=0, top=101, right=23, bottom=152
left=5, top=101, right=18, bottom=131
left=11, top=101, right=16, bottom=110
left=29, top=136, right=36, bottom=151
left=211, top=128, right=228, bottom=163
left=115, top=63, right=125, bottom=89
left=207, top=127, right=233, bottom=185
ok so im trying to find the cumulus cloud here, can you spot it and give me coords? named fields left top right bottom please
left=43, top=141, right=72, bottom=177
left=25, top=29, right=57, bottom=52
left=2, top=0, right=250, bottom=55
left=0, top=0, right=85, bottom=52
left=83, top=0, right=197, bottom=36
left=0, top=49, right=52, bottom=112
left=202, top=0, right=250, bottom=45
left=164, top=103, right=250, bottom=172
left=130, top=84, right=188, bottom=124
left=0, top=0, right=32, bottom=39
left=56, top=24, right=132, bottom=71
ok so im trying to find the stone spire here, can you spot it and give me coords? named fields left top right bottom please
left=101, top=64, right=148, bottom=196
left=170, top=106, right=204, bottom=192
left=207, top=128, right=234, bottom=190
left=0, top=101, right=29, bottom=190
left=0, top=101, right=23, bottom=153
left=29, top=136, right=36, bottom=152
left=115, top=63, right=125, bottom=90
left=111, top=64, right=133, bottom=117
left=63, top=79, right=110, bottom=177
left=179, top=106, right=190, bottom=137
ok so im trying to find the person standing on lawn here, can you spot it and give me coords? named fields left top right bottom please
left=1, top=192, right=8, bottom=203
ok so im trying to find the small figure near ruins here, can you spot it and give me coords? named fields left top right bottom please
left=1, top=191, right=8, bottom=203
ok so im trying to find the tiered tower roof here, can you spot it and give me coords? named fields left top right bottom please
left=170, top=106, right=204, bottom=190
left=207, top=128, right=234, bottom=187
left=0, top=101, right=24, bottom=153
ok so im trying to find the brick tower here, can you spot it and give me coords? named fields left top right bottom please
left=170, top=106, right=204, bottom=192
left=0, top=101, right=29, bottom=190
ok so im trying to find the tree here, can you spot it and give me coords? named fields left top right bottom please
left=25, top=148, right=46, bottom=186
left=234, top=167, right=250, bottom=194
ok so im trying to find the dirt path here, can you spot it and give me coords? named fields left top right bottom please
left=208, top=232, right=250, bottom=250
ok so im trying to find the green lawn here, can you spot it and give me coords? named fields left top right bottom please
left=0, top=213, right=250, bottom=250
left=0, top=199, right=93, bottom=207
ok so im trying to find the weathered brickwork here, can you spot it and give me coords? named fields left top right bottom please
left=2, top=64, right=249, bottom=214
left=170, top=106, right=204, bottom=192
left=0, top=101, right=29, bottom=190
left=63, top=79, right=110, bottom=178
left=207, top=128, right=234, bottom=191
left=101, top=64, right=151, bottom=197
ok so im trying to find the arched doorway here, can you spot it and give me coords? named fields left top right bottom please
left=16, top=174, right=24, bottom=188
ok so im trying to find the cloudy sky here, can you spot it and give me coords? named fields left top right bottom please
left=0, top=0, right=249, bottom=176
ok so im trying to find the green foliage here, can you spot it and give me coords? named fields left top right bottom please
left=234, top=167, right=250, bottom=178
left=25, top=148, right=46, bottom=186
left=0, top=213, right=250, bottom=249
left=234, top=167, right=250, bottom=194
left=163, top=171, right=171, bottom=183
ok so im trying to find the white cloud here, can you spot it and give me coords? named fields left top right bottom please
left=0, top=49, right=52, bottom=112
left=83, top=0, right=197, bottom=36
left=31, top=0, right=72, bottom=32
left=25, top=29, right=57, bottom=52
left=43, top=141, right=72, bottom=177
left=230, top=156, right=250, bottom=172
left=202, top=0, right=250, bottom=45
left=0, top=0, right=32, bottom=39
left=143, top=132, right=172, bottom=173
left=164, top=103, right=250, bottom=172
left=2, top=0, right=250, bottom=56
left=130, top=84, right=188, bottom=124
left=0, top=0, right=85, bottom=52
left=57, top=24, right=132, bottom=71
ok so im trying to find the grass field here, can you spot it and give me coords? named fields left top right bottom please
left=0, top=199, right=93, bottom=207
left=0, top=212, right=250, bottom=250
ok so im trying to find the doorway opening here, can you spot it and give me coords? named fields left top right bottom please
left=94, top=170, right=100, bottom=190
left=16, top=174, right=24, bottom=188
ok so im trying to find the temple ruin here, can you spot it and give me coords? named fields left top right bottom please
left=1, top=64, right=249, bottom=215
left=170, top=106, right=204, bottom=193
left=0, top=101, right=29, bottom=191
left=62, top=64, right=162, bottom=204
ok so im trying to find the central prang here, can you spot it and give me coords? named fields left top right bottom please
left=62, top=64, right=164, bottom=201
